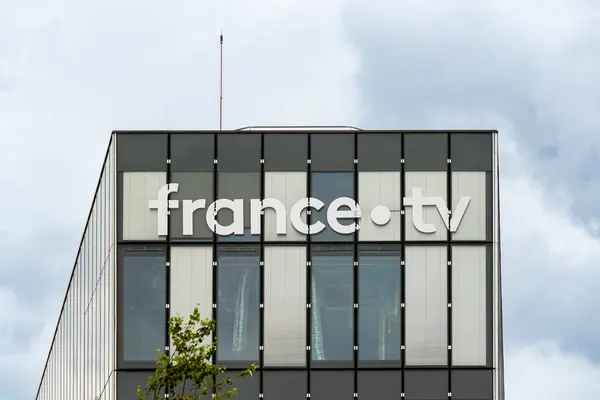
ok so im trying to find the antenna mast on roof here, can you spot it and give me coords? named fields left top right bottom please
left=219, top=31, right=223, bottom=131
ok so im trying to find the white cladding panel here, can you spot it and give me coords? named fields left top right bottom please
left=264, top=172, right=307, bottom=241
left=404, top=172, right=447, bottom=241
left=264, top=246, right=307, bottom=366
left=452, top=171, right=486, bottom=240
left=358, top=172, right=402, bottom=241
left=452, top=246, right=487, bottom=366
left=122, top=172, right=166, bottom=240
left=405, top=246, right=447, bottom=365
left=170, top=246, right=214, bottom=356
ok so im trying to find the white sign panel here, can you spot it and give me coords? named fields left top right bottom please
left=149, top=184, right=471, bottom=236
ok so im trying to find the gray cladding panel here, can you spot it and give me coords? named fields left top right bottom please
left=117, top=133, right=167, bottom=171
left=451, top=370, right=494, bottom=399
left=170, top=133, right=215, bottom=172
left=264, top=133, right=308, bottom=171
left=263, top=371, right=307, bottom=400
left=451, top=133, right=493, bottom=171
left=404, top=370, right=448, bottom=400
left=357, top=371, right=402, bottom=400
left=358, top=133, right=402, bottom=171
left=404, top=133, right=447, bottom=171
left=310, top=371, right=354, bottom=400
left=310, top=134, right=354, bottom=171
left=117, top=371, right=162, bottom=399
left=222, top=371, right=260, bottom=400
left=217, top=134, right=261, bottom=171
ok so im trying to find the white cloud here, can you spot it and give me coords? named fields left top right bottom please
left=506, top=342, right=600, bottom=399
left=3, top=0, right=600, bottom=399
left=0, top=0, right=359, bottom=399
left=341, top=0, right=600, bottom=393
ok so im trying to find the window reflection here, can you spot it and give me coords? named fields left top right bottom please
left=359, top=250, right=401, bottom=361
left=311, top=246, right=353, bottom=362
left=311, top=172, right=354, bottom=242
left=122, top=251, right=165, bottom=362
left=217, top=248, right=260, bottom=362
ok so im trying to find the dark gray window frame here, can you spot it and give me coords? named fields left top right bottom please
left=117, top=244, right=167, bottom=370
left=215, top=244, right=261, bottom=368
left=357, top=244, right=403, bottom=368
left=309, top=243, right=355, bottom=369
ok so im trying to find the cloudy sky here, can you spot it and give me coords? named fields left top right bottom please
left=2, top=0, right=600, bottom=398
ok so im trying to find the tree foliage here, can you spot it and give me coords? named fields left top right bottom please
left=136, top=304, right=258, bottom=400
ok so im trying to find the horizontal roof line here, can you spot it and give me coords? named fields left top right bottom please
left=112, top=129, right=499, bottom=134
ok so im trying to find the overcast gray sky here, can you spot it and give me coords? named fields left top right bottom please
left=2, top=0, right=600, bottom=399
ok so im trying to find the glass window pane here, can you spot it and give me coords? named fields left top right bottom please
left=311, top=245, right=353, bottom=362
left=217, top=247, right=260, bottom=362
left=311, top=172, right=355, bottom=242
left=122, top=250, right=166, bottom=362
left=359, top=247, right=401, bottom=362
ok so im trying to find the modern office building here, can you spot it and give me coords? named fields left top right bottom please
left=36, top=128, right=504, bottom=400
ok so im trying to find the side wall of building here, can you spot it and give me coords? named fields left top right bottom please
left=36, top=135, right=117, bottom=400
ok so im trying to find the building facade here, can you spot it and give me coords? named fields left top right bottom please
left=36, top=129, right=504, bottom=400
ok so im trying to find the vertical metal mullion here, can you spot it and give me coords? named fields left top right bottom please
left=165, top=133, right=172, bottom=396
left=212, top=133, right=218, bottom=395
left=400, top=133, right=406, bottom=396
left=446, top=133, right=453, bottom=399
left=259, top=133, right=265, bottom=396
left=306, top=134, right=312, bottom=397
left=353, top=131, right=359, bottom=397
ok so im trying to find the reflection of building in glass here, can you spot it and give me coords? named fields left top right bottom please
left=36, top=129, right=504, bottom=400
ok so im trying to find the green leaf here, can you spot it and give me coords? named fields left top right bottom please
left=134, top=304, right=256, bottom=400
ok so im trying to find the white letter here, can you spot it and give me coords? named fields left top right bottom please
left=250, top=198, right=287, bottom=235
left=448, top=197, right=471, bottom=232
left=182, top=199, right=206, bottom=235
left=149, top=183, right=179, bottom=236
left=290, top=197, right=325, bottom=235
left=404, top=187, right=436, bottom=234
left=327, top=197, right=361, bottom=235
left=205, top=199, right=244, bottom=236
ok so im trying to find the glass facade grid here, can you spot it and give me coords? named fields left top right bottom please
left=38, top=130, right=501, bottom=400
left=36, top=135, right=116, bottom=400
